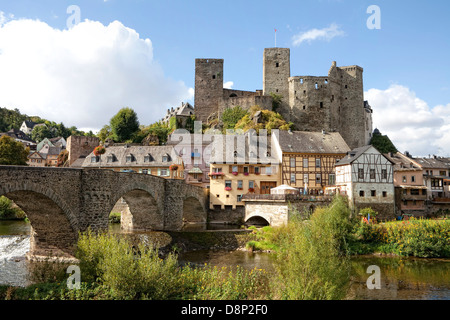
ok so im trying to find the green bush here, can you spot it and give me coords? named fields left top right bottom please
left=0, top=196, right=25, bottom=219
left=271, top=195, right=351, bottom=300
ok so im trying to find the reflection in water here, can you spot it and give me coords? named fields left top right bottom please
left=1, top=220, right=449, bottom=300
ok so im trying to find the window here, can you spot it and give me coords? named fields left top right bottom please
left=160, top=169, right=169, bottom=176
left=440, top=171, right=447, bottom=176
left=290, top=173, right=296, bottom=184
left=329, top=173, right=336, bottom=186
left=358, top=168, right=364, bottom=180
left=303, top=174, right=309, bottom=184
left=382, top=191, right=387, bottom=198
left=254, top=166, right=260, bottom=174
left=303, top=158, right=308, bottom=168
left=381, top=169, right=387, bottom=179
left=107, top=155, right=115, bottom=163
left=213, top=167, right=222, bottom=173
left=225, top=180, right=232, bottom=188
left=237, top=180, right=243, bottom=189
left=402, top=176, right=407, bottom=183
left=290, top=157, right=296, bottom=168
left=142, top=169, right=148, bottom=175
left=126, top=155, right=135, bottom=163
left=243, top=166, right=249, bottom=174
left=411, top=175, right=416, bottom=183
left=91, top=156, right=99, bottom=163
left=370, top=169, right=375, bottom=180
left=316, top=173, right=322, bottom=185
left=315, top=158, right=321, bottom=168
left=162, top=155, right=168, bottom=162
left=320, top=102, right=323, bottom=108
left=275, top=62, right=279, bottom=68
left=371, top=190, right=376, bottom=197
left=237, top=194, right=243, bottom=202
left=249, top=181, right=255, bottom=189
left=232, top=165, right=238, bottom=173
left=411, top=189, right=420, bottom=195
left=144, top=155, right=153, bottom=162
left=359, top=190, right=365, bottom=197
left=265, top=166, right=272, bottom=175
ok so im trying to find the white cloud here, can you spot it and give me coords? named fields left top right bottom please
left=365, top=84, right=450, bottom=157
left=292, top=23, right=345, bottom=46
left=0, top=17, right=192, bottom=131
left=224, top=81, right=234, bottom=89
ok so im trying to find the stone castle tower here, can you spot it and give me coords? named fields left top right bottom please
left=194, top=48, right=372, bottom=149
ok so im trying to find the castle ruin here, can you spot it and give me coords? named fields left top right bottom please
left=194, top=47, right=373, bottom=149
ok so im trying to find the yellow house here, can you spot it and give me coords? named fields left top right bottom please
left=209, top=133, right=281, bottom=210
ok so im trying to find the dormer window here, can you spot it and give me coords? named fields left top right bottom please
left=126, top=154, right=135, bottom=162
left=107, top=154, right=117, bottom=163
left=144, top=154, right=153, bottom=162
left=162, top=155, right=169, bottom=162
left=91, top=156, right=99, bottom=163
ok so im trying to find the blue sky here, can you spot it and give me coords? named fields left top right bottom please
left=0, top=0, right=449, bottom=156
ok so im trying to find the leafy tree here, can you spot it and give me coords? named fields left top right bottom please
left=0, top=135, right=29, bottom=165
left=97, top=125, right=113, bottom=143
left=221, top=105, right=249, bottom=131
left=370, top=132, right=398, bottom=154
left=270, top=93, right=283, bottom=112
left=109, top=107, right=140, bottom=142
left=30, top=125, right=53, bottom=143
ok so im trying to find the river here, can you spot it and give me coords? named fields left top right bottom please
left=1, top=220, right=449, bottom=300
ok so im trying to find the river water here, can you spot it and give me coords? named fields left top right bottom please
left=1, top=220, right=449, bottom=300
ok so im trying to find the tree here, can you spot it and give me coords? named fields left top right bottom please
left=221, top=105, right=249, bottom=131
left=0, top=135, right=29, bottom=165
left=31, top=125, right=53, bottom=143
left=109, top=107, right=140, bottom=142
left=370, top=130, right=398, bottom=154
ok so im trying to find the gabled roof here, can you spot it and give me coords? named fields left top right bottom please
left=335, top=145, right=395, bottom=166
left=276, top=130, right=350, bottom=154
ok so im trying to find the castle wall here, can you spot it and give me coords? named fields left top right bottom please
left=263, top=48, right=290, bottom=120
left=194, top=59, right=224, bottom=122
left=67, top=135, right=99, bottom=166
left=218, top=95, right=273, bottom=119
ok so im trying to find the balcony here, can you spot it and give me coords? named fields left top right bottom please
left=241, top=194, right=338, bottom=202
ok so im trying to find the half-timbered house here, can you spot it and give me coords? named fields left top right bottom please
left=335, top=145, right=395, bottom=219
left=273, top=130, right=350, bottom=194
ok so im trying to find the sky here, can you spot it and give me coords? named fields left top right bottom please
left=0, top=0, right=449, bottom=157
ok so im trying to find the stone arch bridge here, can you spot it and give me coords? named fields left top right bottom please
left=0, top=166, right=208, bottom=259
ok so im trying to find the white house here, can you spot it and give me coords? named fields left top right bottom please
left=335, top=145, right=396, bottom=219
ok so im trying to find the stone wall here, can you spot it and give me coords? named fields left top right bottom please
left=66, top=136, right=99, bottom=166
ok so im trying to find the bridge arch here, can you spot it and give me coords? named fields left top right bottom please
left=244, top=215, right=270, bottom=227
left=110, top=181, right=165, bottom=231
left=182, top=196, right=207, bottom=224
left=0, top=182, right=79, bottom=258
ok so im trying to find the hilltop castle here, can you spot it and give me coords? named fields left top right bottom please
left=193, top=47, right=373, bottom=149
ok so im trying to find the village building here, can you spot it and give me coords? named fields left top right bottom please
left=209, top=132, right=281, bottom=212
left=335, top=145, right=395, bottom=219
left=81, top=144, right=184, bottom=180
left=384, top=152, right=428, bottom=217
left=167, top=134, right=211, bottom=188
left=0, top=128, right=36, bottom=150
left=160, top=102, right=195, bottom=127
left=20, top=120, right=46, bottom=136
left=272, top=130, right=350, bottom=194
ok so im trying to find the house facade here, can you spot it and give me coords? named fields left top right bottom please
left=209, top=132, right=281, bottom=210
left=384, top=152, right=427, bottom=216
left=81, top=144, right=184, bottom=179
left=273, top=130, right=350, bottom=194
left=335, top=145, right=395, bottom=219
